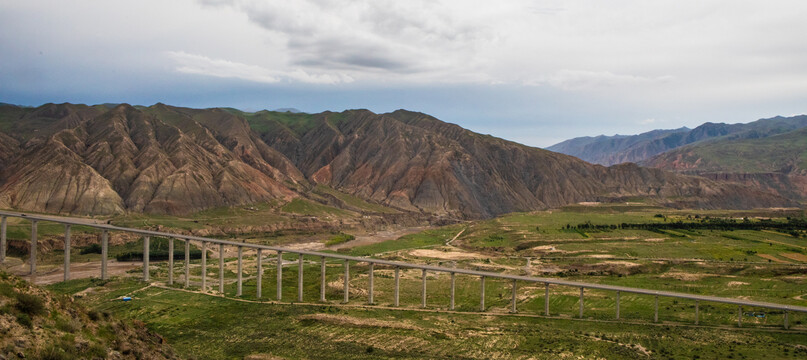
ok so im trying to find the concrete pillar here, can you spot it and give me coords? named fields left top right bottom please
left=168, top=238, right=174, bottom=285
left=654, top=295, right=659, bottom=323
left=579, top=287, right=584, bottom=319
left=343, top=259, right=349, bottom=303
left=368, top=262, right=374, bottom=305
left=738, top=306, right=742, bottom=327
left=298, top=254, right=304, bottom=302
left=525, top=258, right=531, bottom=275
left=784, top=310, right=789, bottom=329
left=616, top=291, right=620, bottom=320
left=394, top=267, right=400, bottom=307
left=450, top=261, right=456, bottom=311
left=201, top=242, right=207, bottom=291
left=510, top=279, right=517, bottom=313
left=480, top=276, right=486, bottom=312
left=276, top=251, right=283, bottom=300
left=236, top=246, right=243, bottom=296
left=421, top=269, right=427, bottom=308
left=256, top=248, right=262, bottom=299
left=545, top=283, right=550, bottom=316
left=320, top=257, right=326, bottom=302
left=100, top=229, right=107, bottom=280
left=30, top=221, right=38, bottom=278
left=0, top=216, right=6, bottom=264
left=695, top=300, right=699, bottom=325
left=218, top=244, right=224, bottom=294
left=64, top=225, right=71, bottom=282
left=143, top=236, right=150, bottom=282
left=184, top=240, right=190, bottom=288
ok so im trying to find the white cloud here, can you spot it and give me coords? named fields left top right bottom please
left=525, top=70, right=674, bottom=91
left=167, top=51, right=352, bottom=85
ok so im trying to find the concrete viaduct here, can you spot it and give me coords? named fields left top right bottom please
left=1, top=210, right=805, bottom=329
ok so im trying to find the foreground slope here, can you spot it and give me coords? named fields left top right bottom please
left=548, top=115, right=807, bottom=166
left=0, top=271, right=177, bottom=359
left=0, top=103, right=795, bottom=218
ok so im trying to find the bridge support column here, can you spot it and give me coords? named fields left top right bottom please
left=64, top=225, right=71, bottom=282
left=320, top=257, right=326, bottom=302
left=256, top=249, right=262, bottom=299
left=738, top=306, right=742, bottom=327
left=218, top=244, right=224, bottom=293
left=394, top=267, right=400, bottom=307
left=236, top=246, right=242, bottom=296
left=545, top=283, right=550, bottom=316
left=31, top=221, right=38, bottom=279
left=200, top=242, right=206, bottom=291
left=616, top=291, right=620, bottom=320
left=510, top=279, right=517, bottom=313
left=450, top=261, right=456, bottom=311
left=168, top=238, right=174, bottom=285
left=654, top=295, right=659, bottom=323
left=184, top=240, right=190, bottom=288
left=421, top=269, right=427, bottom=308
left=143, top=236, right=149, bottom=282
left=276, top=251, right=283, bottom=300
left=579, top=287, right=584, bottom=319
left=784, top=310, right=789, bottom=329
left=480, top=276, right=486, bottom=312
left=298, top=254, right=304, bottom=302
left=343, top=260, right=349, bottom=303
left=368, top=262, right=374, bottom=305
left=0, top=216, right=6, bottom=263
left=100, top=229, right=107, bottom=280
left=695, top=300, right=699, bottom=325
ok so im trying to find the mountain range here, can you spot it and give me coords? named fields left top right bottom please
left=548, top=115, right=807, bottom=202
left=0, top=103, right=795, bottom=218
left=548, top=115, right=807, bottom=166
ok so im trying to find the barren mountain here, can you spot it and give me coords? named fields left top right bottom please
left=0, top=103, right=795, bottom=218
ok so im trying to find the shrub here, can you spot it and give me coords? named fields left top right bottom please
left=15, top=293, right=46, bottom=316
left=16, top=313, right=32, bottom=328
left=79, top=244, right=102, bottom=255
left=325, top=233, right=356, bottom=246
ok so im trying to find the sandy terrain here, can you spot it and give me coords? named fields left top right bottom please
left=330, top=227, right=427, bottom=250
left=408, top=249, right=482, bottom=260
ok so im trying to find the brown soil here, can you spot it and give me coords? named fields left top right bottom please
left=408, top=249, right=482, bottom=260
left=780, top=253, right=807, bottom=262
left=758, top=254, right=790, bottom=263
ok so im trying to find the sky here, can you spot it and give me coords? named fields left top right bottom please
left=1, top=0, right=806, bottom=147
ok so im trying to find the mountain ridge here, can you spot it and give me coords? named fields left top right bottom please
left=0, top=103, right=796, bottom=218
left=547, top=115, right=807, bottom=166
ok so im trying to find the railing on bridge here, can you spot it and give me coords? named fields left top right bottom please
left=1, top=210, right=805, bottom=329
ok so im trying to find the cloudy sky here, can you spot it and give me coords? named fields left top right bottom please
left=1, top=0, right=806, bottom=147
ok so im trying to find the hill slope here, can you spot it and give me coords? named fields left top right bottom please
left=0, top=103, right=795, bottom=218
left=0, top=271, right=177, bottom=359
left=642, top=126, right=807, bottom=200
left=548, top=115, right=807, bottom=166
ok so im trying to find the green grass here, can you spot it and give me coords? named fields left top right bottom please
left=49, top=275, right=807, bottom=360
left=314, top=185, right=399, bottom=214
left=345, top=227, right=461, bottom=256
left=281, top=198, right=353, bottom=217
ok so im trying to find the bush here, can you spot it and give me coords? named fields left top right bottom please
left=15, top=293, right=46, bottom=316
left=79, top=244, right=102, bottom=255
left=325, top=233, right=355, bottom=246
left=16, top=313, right=32, bottom=328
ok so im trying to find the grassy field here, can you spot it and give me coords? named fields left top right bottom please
left=13, top=202, right=807, bottom=359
